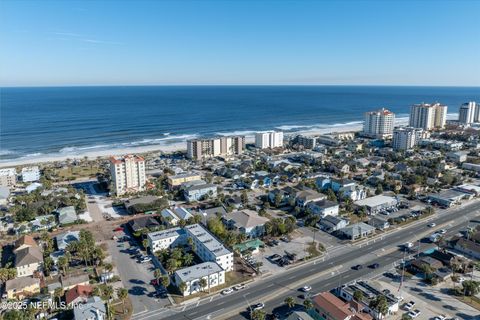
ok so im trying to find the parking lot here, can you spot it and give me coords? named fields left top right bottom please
left=108, top=229, right=170, bottom=317
left=252, top=233, right=315, bottom=274
left=376, top=271, right=480, bottom=320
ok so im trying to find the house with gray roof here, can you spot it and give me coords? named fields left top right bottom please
left=73, top=296, right=106, bottom=320
left=15, top=246, right=43, bottom=277
left=338, top=222, right=376, bottom=240
left=222, top=209, right=269, bottom=238
left=56, top=230, right=80, bottom=251
left=57, top=206, right=78, bottom=225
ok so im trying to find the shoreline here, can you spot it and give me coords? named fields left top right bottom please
left=0, top=124, right=366, bottom=168
left=0, top=114, right=433, bottom=168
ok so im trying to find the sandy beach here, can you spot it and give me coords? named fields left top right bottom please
left=0, top=122, right=371, bottom=168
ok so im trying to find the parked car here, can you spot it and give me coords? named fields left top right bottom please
left=269, top=254, right=281, bottom=260
left=433, top=315, right=446, bottom=320
left=404, top=301, right=415, bottom=310
left=408, top=309, right=421, bottom=318
left=114, top=227, right=124, bottom=232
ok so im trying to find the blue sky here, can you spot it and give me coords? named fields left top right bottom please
left=1, top=0, right=479, bottom=86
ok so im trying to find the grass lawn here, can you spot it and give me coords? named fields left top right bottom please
left=55, top=166, right=101, bottom=180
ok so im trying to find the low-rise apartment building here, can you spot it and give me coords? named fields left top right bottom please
left=0, top=168, right=17, bottom=188
left=147, top=227, right=186, bottom=252
left=168, top=173, right=202, bottom=188
left=174, top=262, right=225, bottom=296
left=21, top=166, right=41, bottom=182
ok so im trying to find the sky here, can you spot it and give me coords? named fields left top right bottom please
left=1, top=0, right=479, bottom=87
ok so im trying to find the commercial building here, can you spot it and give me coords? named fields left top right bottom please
left=147, top=227, right=186, bottom=252
left=20, top=166, right=40, bottom=182
left=428, top=190, right=466, bottom=207
left=310, top=291, right=373, bottom=320
left=255, top=131, right=284, bottom=149
left=185, top=224, right=234, bottom=271
left=409, top=102, right=447, bottom=130
left=462, top=162, right=480, bottom=173
left=0, top=168, right=17, bottom=187
left=294, top=135, right=317, bottom=149
left=392, top=127, right=425, bottom=151
left=362, top=108, right=395, bottom=139
left=174, top=262, right=225, bottom=296
left=458, top=101, right=479, bottom=125
left=187, top=136, right=245, bottom=160
left=109, top=154, right=146, bottom=196
left=354, top=195, right=398, bottom=215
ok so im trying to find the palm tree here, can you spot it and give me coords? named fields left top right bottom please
left=284, top=296, right=295, bottom=308
left=303, top=299, right=313, bottom=310
left=183, top=253, right=194, bottom=266
left=161, top=275, right=170, bottom=288
left=142, top=239, right=149, bottom=251
left=199, top=278, right=208, bottom=292
left=57, top=256, right=68, bottom=275
left=154, top=268, right=162, bottom=284
left=53, top=287, right=64, bottom=304
left=178, top=281, right=187, bottom=295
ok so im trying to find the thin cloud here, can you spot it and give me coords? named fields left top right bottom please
left=48, top=31, right=123, bottom=45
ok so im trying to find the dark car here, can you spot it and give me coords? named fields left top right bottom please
left=352, top=264, right=363, bottom=270
left=369, top=263, right=380, bottom=269
left=269, top=254, right=282, bottom=261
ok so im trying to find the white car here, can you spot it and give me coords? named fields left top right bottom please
left=404, top=301, right=415, bottom=310
left=428, top=223, right=436, bottom=228
left=438, top=229, right=447, bottom=234
left=433, top=315, right=446, bottom=320
left=404, top=242, right=414, bottom=249
left=301, top=285, right=312, bottom=292
left=250, top=303, right=265, bottom=311
left=408, top=309, right=421, bottom=318
left=221, top=288, right=234, bottom=295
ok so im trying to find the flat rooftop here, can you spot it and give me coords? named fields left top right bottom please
left=186, top=224, right=232, bottom=257
left=354, top=195, right=397, bottom=208
left=175, top=261, right=223, bottom=283
left=148, top=227, right=184, bottom=241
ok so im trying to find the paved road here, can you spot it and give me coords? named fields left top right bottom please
left=136, top=200, right=480, bottom=320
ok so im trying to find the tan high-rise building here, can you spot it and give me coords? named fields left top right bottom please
left=409, top=103, right=447, bottom=130
left=362, top=108, right=395, bottom=139
left=109, top=154, right=146, bottom=195
left=187, top=136, right=245, bottom=160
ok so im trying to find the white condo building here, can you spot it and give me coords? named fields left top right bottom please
left=187, top=136, right=245, bottom=160
left=392, top=127, right=426, bottom=151
left=0, top=168, right=17, bottom=188
left=255, top=131, right=284, bottom=149
left=109, top=154, right=146, bottom=195
left=21, top=166, right=40, bottom=182
left=409, top=103, right=447, bottom=130
left=362, top=108, right=395, bottom=139
left=458, top=101, right=479, bottom=125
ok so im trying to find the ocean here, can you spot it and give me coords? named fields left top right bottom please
left=1, top=85, right=479, bottom=163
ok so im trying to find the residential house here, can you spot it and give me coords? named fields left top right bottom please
left=222, top=209, right=269, bottom=238
left=368, top=216, right=390, bottom=231
left=319, top=215, right=348, bottom=232
left=73, top=296, right=106, bottom=320
left=30, top=214, right=57, bottom=232
left=183, top=183, right=217, bottom=202
left=57, top=206, right=79, bottom=225
left=295, top=189, right=326, bottom=207
left=13, top=235, right=37, bottom=253
left=4, top=277, right=40, bottom=300
left=65, top=284, right=93, bottom=306
left=127, top=216, right=160, bottom=232
left=452, top=238, right=480, bottom=259
left=61, top=274, right=90, bottom=291
left=307, top=200, right=339, bottom=218
left=15, top=246, right=43, bottom=277
left=160, top=208, right=180, bottom=226
left=124, top=195, right=163, bottom=214
left=56, top=231, right=80, bottom=251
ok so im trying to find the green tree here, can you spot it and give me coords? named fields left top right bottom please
left=250, top=309, right=266, bottom=320
left=161, top=275, right=170, bottom=288
left=369, top=295, right=389, bottom=317
left=284, top=296, right=295, bottom=308
left=183, top=253, right=194, bottom=266
left=178, top=281, right=187, bottom=294
left=142, top=239, right=149, bottom=251
left=303, top=299, right=314, bottom=310
left=353, top=289, right=364, bottom=302
left=53, top=287, right=64, bottom=304
left=154, top=268, right=162, bottom=284
left=462, top=280, right=480, bottom=296
left=199, top=278, right=208, bottom=292
left=57, top=256, right=68, bottom=274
